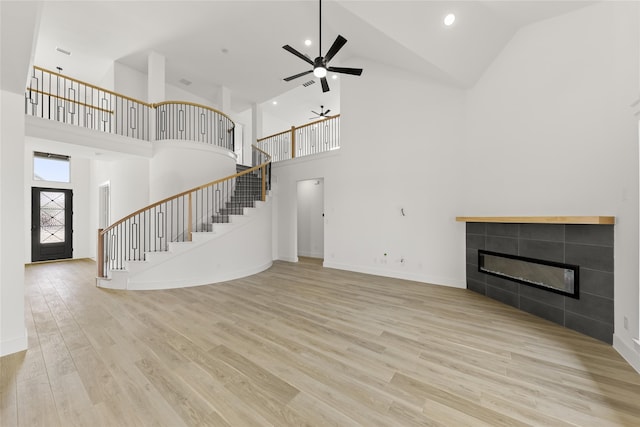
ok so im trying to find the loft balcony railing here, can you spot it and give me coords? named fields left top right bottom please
left=256, top=114, right=340, bottom=162
left=25, top=67, right=235, bottom=150
left=97, top=145, right=271, bottom=278
left=26, top=66, right=152, bottom=140
left=155, top=101, right=234, bottom=151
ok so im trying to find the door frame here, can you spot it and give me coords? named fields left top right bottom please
left=31, top=187, right=73, bottom=262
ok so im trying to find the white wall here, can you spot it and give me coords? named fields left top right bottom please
left=261, top=110, right=293, bottom=139
left=273, top=59, right=467, bottom=286
left=93, top=156, right=151, bottom=222
left=114, top=62, right=147, bottom=101
left=297, top=179, right=324, bottom=258
left=113, top=61, right=218, bottom=108
left=462, top=2, right=639, bottom=368
left=150, top=141, right=236, bottom=202
left=0, top=91, right=28, bottom=356
left=23, top=144, right=92, bottom=262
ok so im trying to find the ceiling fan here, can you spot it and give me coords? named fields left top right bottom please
left=282, top=0, right=363, bottom=93
left=310, top=105, right=331, bottom=119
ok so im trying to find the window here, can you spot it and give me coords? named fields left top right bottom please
left=33, top=151, right=70, bottom=183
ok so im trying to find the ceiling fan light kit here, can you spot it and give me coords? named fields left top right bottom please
left=282, top=0, right=363, bottom=92
left=310, top=105, right=331, bottom=119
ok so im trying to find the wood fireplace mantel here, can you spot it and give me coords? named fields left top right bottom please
left=455, top=216, right=615, bottom=225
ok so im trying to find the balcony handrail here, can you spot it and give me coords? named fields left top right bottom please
left=27, top=87, right=114, bottom=114
left=257, top=114, right=340, bottom=143
left=97, top=145, right=271, bottom=278
left=32, top=65, right=152, bottom=107
left=153, top=100, right=235, bottom=131
left=256, top=114, right=340, bottom=162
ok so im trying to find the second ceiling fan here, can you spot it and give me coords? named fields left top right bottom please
left=282, top=0, right=363, bottom=93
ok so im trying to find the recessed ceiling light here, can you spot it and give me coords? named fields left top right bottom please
left=444, top=13, right=456, bottom=26
left=304, top=39, right=312, bottom=46
left=272, top=101, right=278, bottom=105
left=331, top=74, right=338, bottom=80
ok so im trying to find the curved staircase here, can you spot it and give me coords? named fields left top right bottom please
left=97, top=149, right=272, bottom=290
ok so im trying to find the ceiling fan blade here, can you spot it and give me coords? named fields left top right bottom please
left=327, top=66, right=363, bottom=76
left=283, top=70, right=313, bottom=81
left=283, top=45, right=314, bottom=65
left=324, top=109, right=331, bottom=115
left=324, top=35, right=347, bottom=62
left=320, top=77, right=330, bottom=93
left=311, top=110, right=321, bottom=115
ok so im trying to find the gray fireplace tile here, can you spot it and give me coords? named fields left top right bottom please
left=565, top=224, right=614, bottom=247
left=466, top=223, right=486, bottom=235
left=486, top=274, right=520, bottom=294
left=467, top=279, right=486, bottom=295
left=565, top=312, right=613, bottom=344
left=565, top=243, right=614, bottom=272
left=520, top=297, right=564, bottom=325
left=466, top=234, right=485, bottom=250
left=565, top=292, right=613, bottom=324
left=466, top=248, right=478, bottom=266
left=519, top=285, right=565, bottom=308
left=579, top=269, right=614, bottom=299
left=519, top=224, right=564, bottom=242
left=486, top=236, right=518, bottom=255
left=486, top=223, right=519, bottom=237
left=518, top=240, right=564, bottom=263
left=467, top=264, right=485, bottom=282
left=486, top=285, right=519, bottom=308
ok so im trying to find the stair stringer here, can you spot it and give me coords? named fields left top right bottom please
left=97, top=197, right=272, bottom=290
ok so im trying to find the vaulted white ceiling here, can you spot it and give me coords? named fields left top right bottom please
left=30, top=1, right=595, bottom=119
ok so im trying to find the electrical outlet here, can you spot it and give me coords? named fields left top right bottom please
left=624, top=316, right=629, bottom=330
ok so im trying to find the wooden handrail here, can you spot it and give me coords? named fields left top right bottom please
left=295, top=114, right=340, bottom=131
left=27, top=88, right=114, bottom=114
left=34, top=65, right=153, bottom=107
left=256, top=128, right=290, bottom=143
left=153, top=100, right=235, bottom=127
left=257, top=114, right=341, bottom=142
left=100, top=146, right=271, bottom=237
left=32, top=68, right=236, bottom=129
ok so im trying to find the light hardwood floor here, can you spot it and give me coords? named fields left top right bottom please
left=2, top=258, right=640, bottom=426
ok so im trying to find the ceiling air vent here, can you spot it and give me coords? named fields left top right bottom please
left=302, top=80, right=316, bottom=87
left=179, top=78, right=192, bottom=86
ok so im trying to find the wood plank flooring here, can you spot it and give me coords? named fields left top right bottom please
left=2, top=258, right=640, bottom=426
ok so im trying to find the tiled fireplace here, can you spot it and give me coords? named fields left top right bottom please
left=457, top=217, right=615, bottom=343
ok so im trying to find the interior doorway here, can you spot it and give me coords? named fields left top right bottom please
left=31, top=187, right=73, bottom=262
left=297, top=178, right=324, bottom=260
left=98, top=182, right=111, bottom=229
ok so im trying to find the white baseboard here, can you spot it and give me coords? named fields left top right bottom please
left=297, top=251, right=323, bottom=258
left=613, top=334, right=640, bottom=374
left=278, top=256, right=299, bottom=263
left=1, top=332, right=28, bottom=357
left=322, top=261, right=465, bottom=288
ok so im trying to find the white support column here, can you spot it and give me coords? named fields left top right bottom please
left=0, top=0, right=40, bottom=357
left=147, top=52, right=165, bottom=142
left=219, top=85, right=231, bottom=114
left=147, top=51, right=165, bottom=104
left=250, top=103, right=263, bottom=165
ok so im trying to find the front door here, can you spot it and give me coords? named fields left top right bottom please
left=31, top=187, right=73, bottom=262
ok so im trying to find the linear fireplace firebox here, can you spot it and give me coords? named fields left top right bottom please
left=478, top=250, right=579, bottom=299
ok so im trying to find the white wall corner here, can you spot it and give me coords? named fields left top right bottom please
left=613, top=334, right=640, bottom=373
